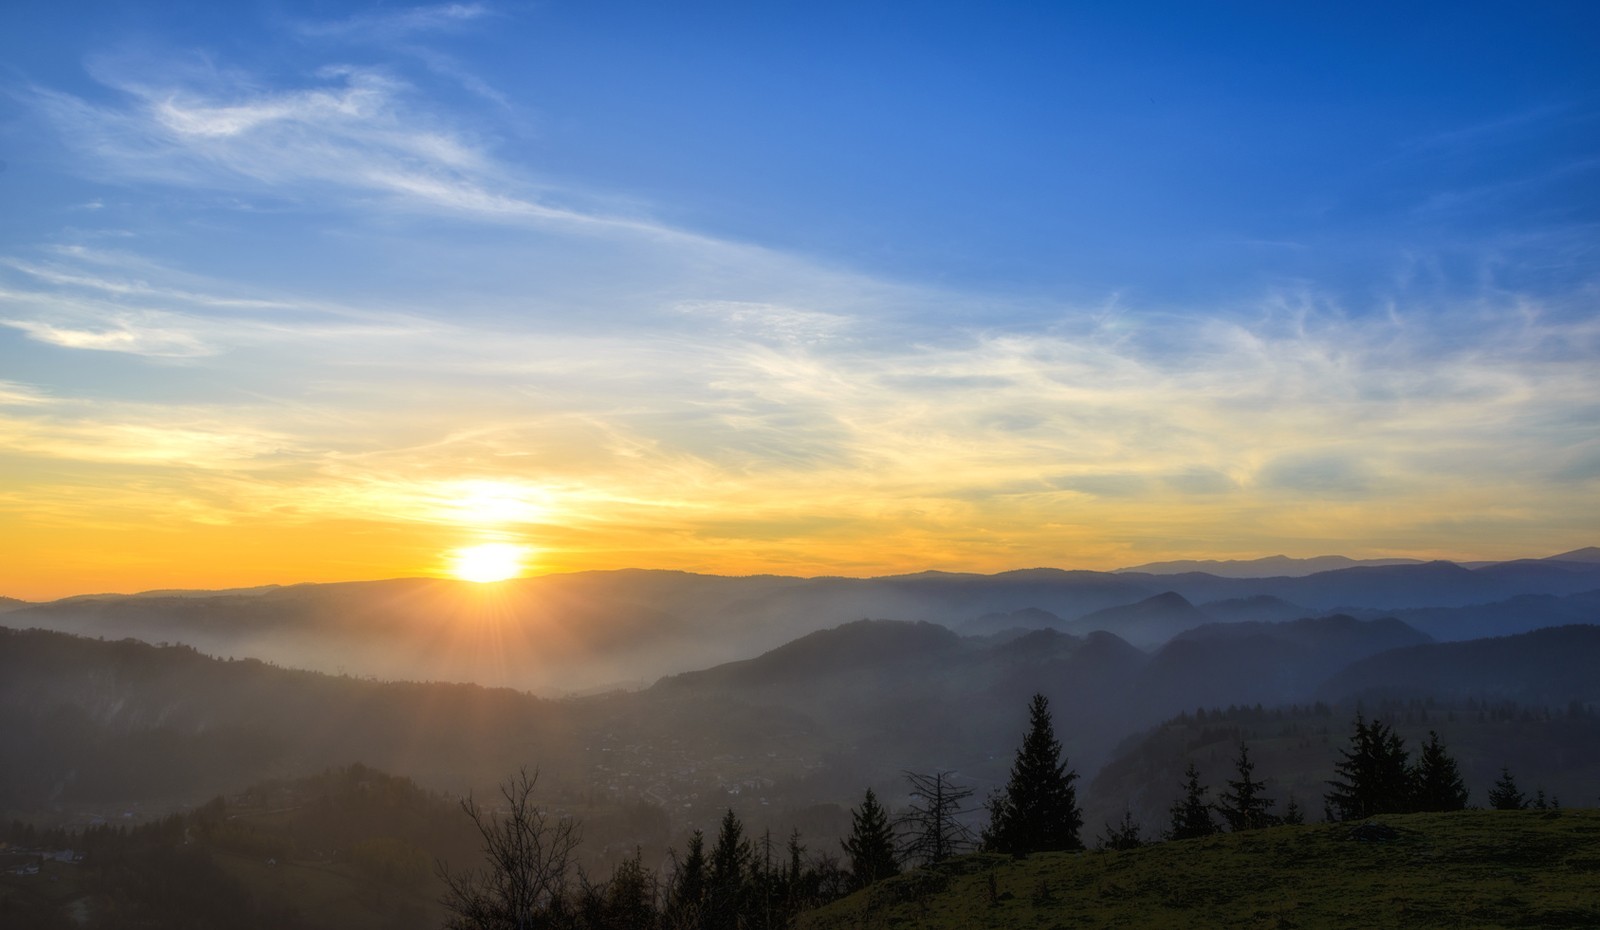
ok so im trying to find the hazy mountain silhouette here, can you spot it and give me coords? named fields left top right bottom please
left=1065, top=591, right=1214, bottom=646
left=1116, top=554, right=1423, bottom=577
left=1129, top=560, right=1600, bottom=610
left=1318, top=625, right=1600, bottom=705
left=6, top=556, right=1597, bottom=694
left=1197, top=595, right=1311, bottom=624
left=1544, top=546, right=1600, bottom=563
left=1127, top=615, right=1430, bottom=715
left=1370, top=590, right=1600, bottom=642
left=960, top=606, right=1070, bottom=636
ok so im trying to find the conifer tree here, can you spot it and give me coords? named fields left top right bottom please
left=1281, top=794, right=1305, bottom=825
left=602, top=849, right=656, bottom=930
left=1096, top=808, right=1144, bottom=850
left=841, top=788, right=898, bottom=889
left=1216, top=741, right=1277, bottom=831
left=982, top=693, right=1083, bottom=855
left=1488, top=768, right=1528, bottom=810
left=665, top=829, right=706, bottom=929
left=1165, top=762, right=1219, bottom=840
left=1324, top=715, right=1411, bottom=820
left=1409, top=730, right=1470, bottom=812
left=705, top=810, right=750, bottom=930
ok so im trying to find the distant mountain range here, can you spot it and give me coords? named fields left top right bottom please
left=1116, top=547, right=1600, bottom=577
left=3, top=550, right=1596, bottom=694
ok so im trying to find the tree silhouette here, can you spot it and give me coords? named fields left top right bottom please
left=1096, top=808, right=1144, bottom=850
left=438, top=768, right=579, bottom=930
left=841, top=788, right=898, bottom=888
left=982, top=693, right=1083, bottom=855
left=898, top=770, right=975, bottom=865
left=1488, top=768, right=1528, bottom=810
left=664, top=829, right=706, bottom=929
left=600, top=850, right=656, bottom=930
left=1409, top=731, right=1470, bottom=812
left=1325, top=715, right=1411, bottom=820
left=1165, top=762, right=1219, bottom=840
left=1282, top=794, right=1306, bottom=825
left=705, top=810, right=750, bottom=930
left=1216, top=741, right=1276, bottom=831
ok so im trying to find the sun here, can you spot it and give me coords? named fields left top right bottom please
left=448, top=543, right=529, bottom=583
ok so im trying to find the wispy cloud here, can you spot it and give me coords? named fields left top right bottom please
left=294, top=3, right=495, bottom=42
left=0, top=316, right=212, bottom=357
left=0, top=381, right=53, bottom=407
left=30, top=58, right=679, bottom=239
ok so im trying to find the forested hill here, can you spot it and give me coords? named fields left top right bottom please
left=1318, top=625, right=1600, bottom=704
left=0, top=628, right=569, bottom=806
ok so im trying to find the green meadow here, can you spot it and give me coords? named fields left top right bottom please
left=799, top=810, right=1600, bottom=930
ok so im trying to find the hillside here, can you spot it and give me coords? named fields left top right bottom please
left=798, top=810, right=1600, bottom=930
left=1319, top=625, right=1600, bottom=705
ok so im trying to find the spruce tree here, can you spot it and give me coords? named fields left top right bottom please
left=705, top=810, right=750, bottom=930
left=665, top=830, right=706, bottom=929
left=841, top=788, right=898, bottom=889
left=1488, top=768, right=1528, bottom=810
left=602, top=849, right=656, bottom=930
left=1165, top=762, right=1219, bottom=840
left=1216, top=741, right=1276, bottom=831
left=1324, top=715, right=1411, bottom=820
left=1409, top=730, right=1470, bottom=812
left=982, top=693, right=1083, bottom=855
left=1282, top=794, right=1305, bottom=825
left=1096, top=808, right=1144, bottom=851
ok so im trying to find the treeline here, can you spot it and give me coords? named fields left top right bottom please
left=441, top=693, right=1582, bottom=930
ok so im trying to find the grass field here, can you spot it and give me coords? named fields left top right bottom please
left=798, top=810, right=1600, bottom=930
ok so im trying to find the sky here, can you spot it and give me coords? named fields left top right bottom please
left=1, top=1, right=1597, bottom=599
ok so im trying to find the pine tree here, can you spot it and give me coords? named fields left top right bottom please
left=1282, top=794, right=1305, bottom=825
left=705, top=810, right=750, bottom=930
left=1096, top=808, right=1143, bottom=850
left=1165, top=762, right=1219, bottom=840
left=1488, top=768, right=1528, bottom=810
left=664, top=829, right=706, bottom=929
left=1216, top=741, right=1276, bottom=831
left=841, top=788, right=898, bottom=889
left=602, top=849, right=657, bottom=930
left=1324, top=715, right=1411, bottom=820
left=1409, top=730, right=1470, bottom=812
left=982, top=693, right=1084, bottom=855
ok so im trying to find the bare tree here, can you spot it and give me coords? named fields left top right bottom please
left=896, top=770, right=975, bottom=866
left=439, top=768, right=581, bottom=930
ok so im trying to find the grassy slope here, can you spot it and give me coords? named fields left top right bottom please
left=798, top=810, right=1600, bottom=930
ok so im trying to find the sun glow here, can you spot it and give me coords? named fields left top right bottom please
left=448, top=543, right=529, bottom=583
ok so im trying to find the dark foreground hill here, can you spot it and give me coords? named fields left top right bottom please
left=798, top=810, right=1600, bottom=930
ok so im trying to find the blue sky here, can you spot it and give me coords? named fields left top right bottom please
left=1, top=1, right=1597, bottom=595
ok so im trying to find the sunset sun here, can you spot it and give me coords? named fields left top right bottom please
left=448, top=543, right=529, bottom=583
